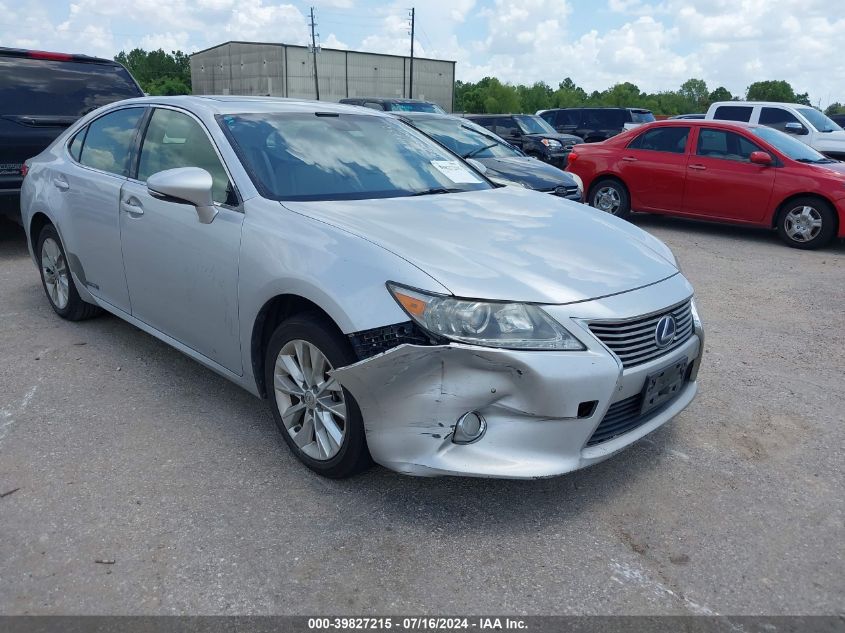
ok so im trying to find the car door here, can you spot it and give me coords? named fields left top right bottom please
left=617, top=126, right=691, bottom=213
left=52, top=106, right=146, bottom=313
left=119, top=106, right=245, bottom=374
left=681, top=127, right=776, bottom=223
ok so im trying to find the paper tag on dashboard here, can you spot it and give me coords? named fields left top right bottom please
left=430, top=160, right=482, bottom=184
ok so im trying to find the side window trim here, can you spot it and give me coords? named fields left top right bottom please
left=131, top=105, right=242, bottom=210
left=66, top=124, right=90, bottom=162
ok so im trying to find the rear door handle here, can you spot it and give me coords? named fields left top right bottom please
left=121, top=197, right=144, bottom=216
left=621, top=156, right=637, bottom=162
left=689, top=164, right=707, bottom=171
left=53, top=177, right=69, bottom=191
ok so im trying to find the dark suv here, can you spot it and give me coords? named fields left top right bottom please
left=0, top=48, right=143, bottom=219
left=339, top=98, right=446, bottom=114
left=464, top=114, right=582, bottom=167
left=538, top=107, right=655, bottom=143
left=830, top=113, right=845, bottom=128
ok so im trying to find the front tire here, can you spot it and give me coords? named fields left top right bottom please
left=589, top=178, right=631, bottom=219
left=37, top=224, right=102, bottom=320
left=776, top=198, right=836, bottom=249
left=264, top=313, right=371, bottom=478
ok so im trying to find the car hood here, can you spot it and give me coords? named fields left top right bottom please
left=280, top=187, right=679, bottom=304
left=524, top=132, right=581, bottom=146
left=810, top=160, right=845, bottom=176
left=477, top=156, right=577, bottom=190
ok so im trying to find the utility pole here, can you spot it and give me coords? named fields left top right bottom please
left=408, top=7, right=415, bottom=99
left=309, top=7, right=320, bottom=100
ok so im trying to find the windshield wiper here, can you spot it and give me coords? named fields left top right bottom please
left=795, top=157, right=835, bottom=164
left=463, top=143, right=499, bottom=159
left=408, top=187, right=463, bottom=196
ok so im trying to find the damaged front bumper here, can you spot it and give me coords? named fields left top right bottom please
left=332, top=274, right=703, bottom=478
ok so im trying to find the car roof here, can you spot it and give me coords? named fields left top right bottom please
left=341, top=97, right=434, bottom=104
left=644, top=119, right=759, bottom=131
left=99, top=95, right=388, bottom=117
left=0, top=46, right=123, bottom=66
left=709, top=101, right=810, bottom=108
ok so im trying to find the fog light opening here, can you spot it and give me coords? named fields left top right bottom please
left=452, top=411, right=487, bottom=444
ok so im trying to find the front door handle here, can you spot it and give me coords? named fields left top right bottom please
left=688, top=164, right=707, bottom=171
left=121, top=197, right=144, bottom=216
left=621, top=156, right=637, bottom=162
left=53, top=177, right=69, bottom=191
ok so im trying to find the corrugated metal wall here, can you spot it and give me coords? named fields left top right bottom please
left=190, top=42, right=455, bottom=111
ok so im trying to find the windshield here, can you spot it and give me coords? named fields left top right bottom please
left=514, top=115, right=557, bottom=135
left=0, top=57, right=142, bottom=117
left=796, top=107, right=843, bottom=133
left=410, top=118, right=520, bottom=159
left=386, top=101, right=446, bottom=114
left=219, top=112, right=491, bottom=201
left=631, top=111, right=656, bottom=123
left=750, top=126, right=833, bottom=163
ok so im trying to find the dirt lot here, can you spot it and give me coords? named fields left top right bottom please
left=0, top=215, right=843, bottom=615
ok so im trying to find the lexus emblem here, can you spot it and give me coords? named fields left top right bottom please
left=654, top=315, right=677, bottom=348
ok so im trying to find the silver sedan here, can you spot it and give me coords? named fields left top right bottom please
left=20, top=96, right=703, bottom=479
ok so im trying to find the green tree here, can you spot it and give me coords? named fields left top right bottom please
left=746, top=80, right=797, bottom=103
left=551, top=77, right=589, bottom=108
left=708, top=86, right=733, bottom=103
left=114, top=48, right=192, bottom=95
left=678, top=78, right=709, bottom=111
left=825, top=102, right=845, bottom=115
left=517, top=81, right=553, bottom=114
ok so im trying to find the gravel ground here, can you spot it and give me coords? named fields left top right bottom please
left=0, top=215, right=843, bottom=616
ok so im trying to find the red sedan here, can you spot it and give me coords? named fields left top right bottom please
left=566, top=120, right=845, bottom=249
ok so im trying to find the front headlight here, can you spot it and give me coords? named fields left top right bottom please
left=541, top=138, right=563, bottom=149
left=568, top=172, right=584, bottom=195
left=387, top=283, right=585, bottom=351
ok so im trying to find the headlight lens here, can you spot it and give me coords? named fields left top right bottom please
left=541, top=138, right=563, bottom=149
left=568, top=172, right=584, bottom=195
left=387, top=283, right=585, bottom=350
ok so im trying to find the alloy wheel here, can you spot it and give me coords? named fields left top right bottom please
left=41, top=237, right=69, bottom=310
left=594, top=186, right=621, bottom=214
left=783, top=205, right=823, bottom=243
left=273, top=339, right=347, bottom=461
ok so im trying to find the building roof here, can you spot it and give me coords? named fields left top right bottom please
left=189, top=40, right=456, bottom=65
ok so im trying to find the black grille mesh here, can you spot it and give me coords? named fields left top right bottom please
left=348, top=321, right=435, bottom=360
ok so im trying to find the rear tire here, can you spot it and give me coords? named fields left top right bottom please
left=776, top=197, right=836, bottom=250
left=264, top=312, right=371, bottom=478
left=589, top=178, right=631, bottom=219
left=37, top=224, right=102, bottom=321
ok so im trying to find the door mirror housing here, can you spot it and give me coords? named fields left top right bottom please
left=147, top=167, right=218, bottom=224
left=749, top=151, right=773, bottom=166
left=784, top=121, right=809, bottom=135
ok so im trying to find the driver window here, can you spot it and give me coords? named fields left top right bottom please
left=137, top=108, right=235, bottom=205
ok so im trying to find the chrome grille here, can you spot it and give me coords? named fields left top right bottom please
left=588, top=301, right=693, bottom=369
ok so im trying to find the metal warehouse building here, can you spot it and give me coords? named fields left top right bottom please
left=190, top=41, right=456, bottom=112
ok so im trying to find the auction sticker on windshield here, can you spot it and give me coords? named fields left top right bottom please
left=431, top=160, right=482, bottom=184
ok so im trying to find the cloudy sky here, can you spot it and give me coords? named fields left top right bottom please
left=1, top=0, right=842, bottom=106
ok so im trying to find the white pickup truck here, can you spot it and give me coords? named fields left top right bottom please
left=705, top=101, right=845, bottom=161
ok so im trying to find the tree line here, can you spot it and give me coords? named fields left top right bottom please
left=113, top=48, right=844, bottom=118
left=454, top=77, right=835, bottom=116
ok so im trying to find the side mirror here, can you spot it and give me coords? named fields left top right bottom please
left=784, top=122, right=808, bottom=136
left=749, top=151, right=773, bottom=166
left=147, top=167, right=218, bottom=224
left=466, top=158, right=488, bottom=174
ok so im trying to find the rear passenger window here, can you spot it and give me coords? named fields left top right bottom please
left=627, top=127, right=689, bottom=153
left=78, top=108, right=143, bottom=176
left=138, top=108, right=234, bottom=206
left=696, top=129, right=762, bottom=162
left=555, top=110, right=579, bottom=126
left=713, top=106, right=753, bottom=122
